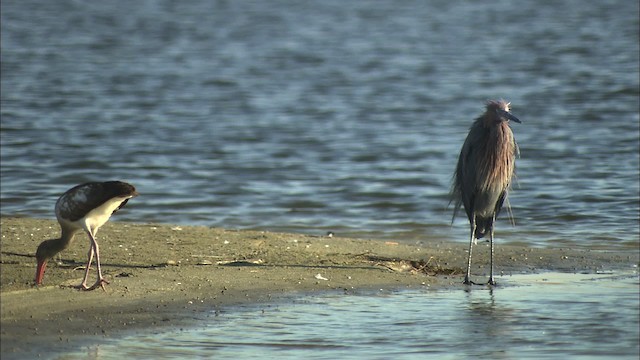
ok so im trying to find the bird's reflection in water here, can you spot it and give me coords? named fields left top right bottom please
left=461, top=287, right=515, bottom=360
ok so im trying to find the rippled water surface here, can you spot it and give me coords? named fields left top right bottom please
left=1, top=0, right=639, bottom=248
left=55, top=272, right=639, bottom=359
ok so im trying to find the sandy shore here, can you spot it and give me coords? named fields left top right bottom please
left=1, top=216, right=637, bottom=358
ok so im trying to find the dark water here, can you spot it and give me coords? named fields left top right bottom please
left=56, top=272, right=640, bottom=359
left=1, top=0, right=639, bottom=248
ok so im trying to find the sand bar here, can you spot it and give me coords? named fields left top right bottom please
left=1, top=217, right=637, bottom=358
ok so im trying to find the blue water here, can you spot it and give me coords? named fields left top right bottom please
left=53, top=272, right=639, bottom=359
left=1, top=0, right=638, bottom=249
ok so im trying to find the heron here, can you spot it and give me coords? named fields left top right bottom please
left=451, top=100, right=521, bottom=286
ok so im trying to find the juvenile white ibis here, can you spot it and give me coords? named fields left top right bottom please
left=35, top=181, right=138, bottom=290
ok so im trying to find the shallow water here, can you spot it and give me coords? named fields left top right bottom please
left=1, top=0, right=639, bottom=249
left=54, top=272, right=639, bottom=360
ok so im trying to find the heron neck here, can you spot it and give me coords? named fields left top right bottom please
left=477, top=123, right=516, bottom=191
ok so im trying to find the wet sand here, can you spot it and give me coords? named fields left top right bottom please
left=1, top=216, right=637, bottom=358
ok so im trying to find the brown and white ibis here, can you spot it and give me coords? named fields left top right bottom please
left=35, top=181, right=138, bottom=290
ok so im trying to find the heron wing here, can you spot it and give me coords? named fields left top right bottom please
left=452, top=130, right=479, bottom=224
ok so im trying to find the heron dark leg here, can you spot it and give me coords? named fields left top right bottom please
left=464, top=217, right=476, bottom=285
left=488, top=216, right=496, bottom=286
